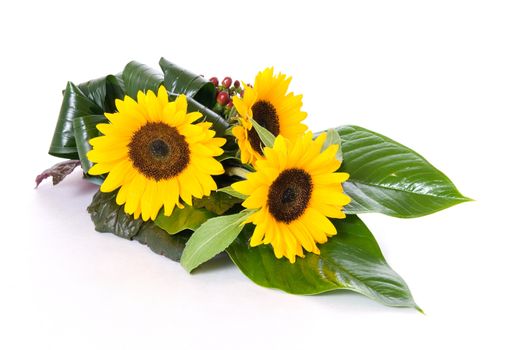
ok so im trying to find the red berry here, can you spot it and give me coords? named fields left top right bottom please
left=234, top=80, right=240, bottom=88
left=222, top=77, right=232, bottom=88
left=209, top=77, right=219, bottom=87
left=216, top=91, right=230, bottom=106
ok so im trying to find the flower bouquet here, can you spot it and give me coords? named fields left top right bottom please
left=37, top=58, right=469, bottom=311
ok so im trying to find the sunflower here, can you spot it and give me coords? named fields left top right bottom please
left=87, top=86, right=226, bottom=221
left=231, top=132, right=351, bottom=263
left=232, top=67, right=308, bottom=165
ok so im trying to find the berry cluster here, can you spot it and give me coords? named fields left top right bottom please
left=209, top=76, right=243, bottom=118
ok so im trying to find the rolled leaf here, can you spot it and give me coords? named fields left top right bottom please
left=122, top=61, right=164, bottom=99
left=337, top=125, right=470, bottom=218
left=49, top=82, right=103, bottom=159
left=159, top=57, right=216, bottom=108
left=78, top=74, right=124, bottom=112
left=73, top=114, right=107, bottom=173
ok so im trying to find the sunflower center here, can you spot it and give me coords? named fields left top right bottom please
left=248, top=100, right=280, bottom=154
left=128, top=122, right=190, bottom=181
left=149, top=139, right=170, bottom=158
left=268, top=168, right=312, bottom=223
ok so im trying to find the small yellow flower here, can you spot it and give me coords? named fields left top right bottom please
left=87, top=86, right=226, bottom=221
left=232, top=132, right=351, bottom=263
left=232, top=67, right=308, bottom=165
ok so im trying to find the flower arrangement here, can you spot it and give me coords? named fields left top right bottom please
left=37, top=58, right=469, bottom=311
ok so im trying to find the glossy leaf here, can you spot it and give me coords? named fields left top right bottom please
left=73, top=114, right=107, bottom=173
left=155, top=206, right=216, bottom=235
left=159, top=57, right=216, bottom=108
left=337, top=125, right=470, bottom=218
left=49, top=82, right=103, bottom=159
left=78, top=74, right=124, bottom=112
left=227, top=215, right=420, bottom=310
left=181, top=210, right=253, bottom=272
left=122, top=61, right=164, bottom=99
left=87, top=191, right=188, bottom=261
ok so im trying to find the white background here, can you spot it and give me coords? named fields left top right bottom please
left=1, top=0, right=524, bottom=349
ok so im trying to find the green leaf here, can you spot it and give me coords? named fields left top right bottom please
left=321, top=128, right=343, bottom=162
left=134, top=222, right=191, bottom=262
left=72, top=114, right=106, bottom=173
left=337, top=125, right=470, bottom=218
left=155, top=206, right=216, bottom=235
left=181, top=210, right=253, bottom=272
left=122, top=61, right=164, bottom=99
left=49, top=82, right=103, bottom=159
left=87, top=190, right=188, bottom=261
left=78, top=74, right=124, bottom=112
left=217, top=186, right=247, bottom=200
left=227, top=215, right=420, bottom=310
left=88, top=190, right=143, bottom=239
left=251, top=118, right=276, bottom=148
left=193, top=191, right=243, bottom=215
left=159, top=57, right=216, bottom=108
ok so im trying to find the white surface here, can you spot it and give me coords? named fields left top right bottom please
left=2, top=0, right=524, bottom=349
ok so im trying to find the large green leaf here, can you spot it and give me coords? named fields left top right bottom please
left=87, top=191, right=188, bottom=261
left=337, top=125, right=470, bottom=218
left=181, top=210, right=253, bottom=272
left=227, top=215, right=420, bottom=310
left=122, top=61, right=164, bottom=99
left=159, top=57, right=216, bottom=108
left=155, top=206, right=216, bottom=235
left=49, top=82, right=103, bottom=159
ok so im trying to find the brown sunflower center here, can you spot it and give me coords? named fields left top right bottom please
left=268, top=168, right=312, bottom=223
left=128, top=122, right=190, bottom=180
left=248, top=100, right=280, bottom=154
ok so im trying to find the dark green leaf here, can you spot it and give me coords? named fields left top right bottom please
left=227, top=215, right=420, bottom=310
left=122, top=61, right=164, bottom=99
left=87, top=190, right=143, bottom=239
left=49, top=82, right=103, bottom=159
left=78, top=74, right=125, bottom=112
left=193, top=191, right=243, bottom=215
left=73, top=114, right=107, bottom=173
left=134, top=223, right=190, bottom=262
left=181, top=210, right=253, bottom=272
left=87, top=190, right=188, bottom=261
left=159, top=57, right=216, bottom=108
left=337, top=125, right=470, bottom=218
left=155, top=206, right=216, bottom=235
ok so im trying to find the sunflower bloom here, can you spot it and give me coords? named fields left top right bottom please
left=87, top=86, right=226, bottom=221
left=232, top=68, right=308, bottom=165
left=232, top=132, right=351, bottom=263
